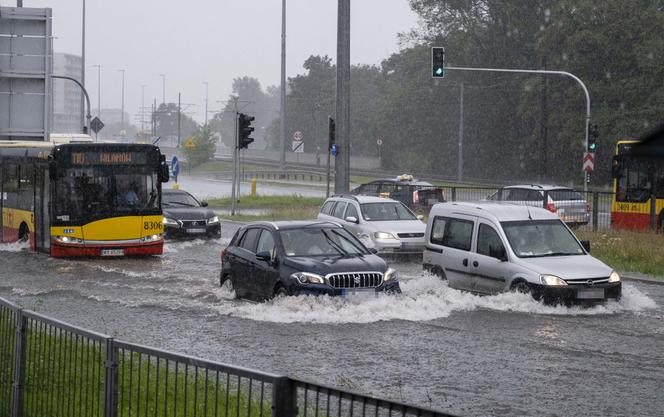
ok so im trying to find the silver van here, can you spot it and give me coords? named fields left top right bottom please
left=423, top=202, right=621, bottom=304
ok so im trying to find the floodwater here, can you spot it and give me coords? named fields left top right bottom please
left=0, top=225, right=662, bottom=417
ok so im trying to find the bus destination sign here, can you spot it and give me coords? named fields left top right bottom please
left=71, top=152, right=147, bottom=165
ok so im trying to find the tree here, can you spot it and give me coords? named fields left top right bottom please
left=183, top=125, right=216, bottom=167
left=154, top=103, right=198, bottom=141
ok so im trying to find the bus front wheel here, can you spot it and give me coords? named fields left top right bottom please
left=18, top=223, right=29, bottom=242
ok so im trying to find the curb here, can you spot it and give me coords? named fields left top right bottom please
left=621, top=274, right=664, bottom=285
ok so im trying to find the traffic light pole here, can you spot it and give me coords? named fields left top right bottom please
left=445, top=66, right=591, bottom=191
left=231, top=112, right=238, bottom=215
left=335, top=0, right=351, bottom=194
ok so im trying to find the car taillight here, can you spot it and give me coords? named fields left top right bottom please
left=546, top=202, right=557, bottom=213
left=220, top=248, right=227, bottom=264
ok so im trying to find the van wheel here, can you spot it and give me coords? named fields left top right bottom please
left=18, top=223, right=29, bottom=242
left=511, top=281, right=531, bottom=294
left=432, top=267, right=447, bottom=280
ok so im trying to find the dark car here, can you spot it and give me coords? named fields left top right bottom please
left=219, top=221, right=400, bottom=301
left=162, top=189, right=221, bottom=238
left=351, top=174, right=445, bottom=209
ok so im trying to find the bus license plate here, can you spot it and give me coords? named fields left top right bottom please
left=577, top=289, right=604, bottom=299
left=186, top=229, right=206, bottom=234
left=101, top=249, right=124, bottom=257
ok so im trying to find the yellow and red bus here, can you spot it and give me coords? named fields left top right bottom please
left=0, top=138, right=169, bottom=256
left=611, top=140, right=664, bottom=230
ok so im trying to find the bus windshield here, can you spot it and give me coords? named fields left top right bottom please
left=54, top=166, right=158, bottom=221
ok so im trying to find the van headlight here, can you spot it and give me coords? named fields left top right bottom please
left=608, top=271, right=621, bottom=283
left=207, top=216, right=220, bottom=224
left=163, top=217, right=179, bottom=226
left=540, top=275, right=567, bottom=286
left=290, top=272, right=324, bottom=284
left=384, top=268, right=398, bottom=282
left=374, top=232, right=397, bottom=240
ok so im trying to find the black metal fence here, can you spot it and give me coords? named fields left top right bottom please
left=0, top=297, right=454, bottom=417
left=436, top=186, right=618, bottom=231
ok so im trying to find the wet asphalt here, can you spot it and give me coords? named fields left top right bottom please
left=0, top=222, right=662, bottom=417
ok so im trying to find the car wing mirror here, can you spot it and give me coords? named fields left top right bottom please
left=256, top=251, right=272, bottom=262
left=201, top=201, right=209, bottom=207
left=417, top=214, right=424, bottom=221
left=580, top=240, right=591, bottom=253
left=490, top=247, right=508, bottom=262
left=368, top=247, right=378, bottom=254
left=345, top=216, right=358, bottom=224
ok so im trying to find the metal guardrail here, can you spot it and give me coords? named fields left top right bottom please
left=0, top=297, right=455, bottom=417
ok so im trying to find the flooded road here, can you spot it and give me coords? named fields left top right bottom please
left=0, top=224, right=662, bottom=417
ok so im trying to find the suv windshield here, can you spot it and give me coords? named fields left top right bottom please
left=163, top=192, right=200, bottom=207
left=360, top=202, right=417, bottom=221
left=280, top=227, right=369, bottom=257
left=501, top=219, right=584, bottom=258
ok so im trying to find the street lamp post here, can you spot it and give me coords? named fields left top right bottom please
left=92, top=64, right=100, bottom=118
left=118, top=69, right=125, bottom=135
left=80, top=0, right=86, bottom=132
left=141, top=84, right=147, bottom=134
left=203, top=81, right=209, bottom=127
left=160, top=74, right=166, bottom=105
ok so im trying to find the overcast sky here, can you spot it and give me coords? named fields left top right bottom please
left=20, top=0, right=419, bottom=124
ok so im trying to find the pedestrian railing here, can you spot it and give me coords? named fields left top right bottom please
left=0, top=297, right=455, bottom=417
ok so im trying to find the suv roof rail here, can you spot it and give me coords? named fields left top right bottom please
left=331, top=194, right=359, bottom=202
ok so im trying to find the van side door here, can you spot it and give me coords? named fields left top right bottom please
left=430, top=215, right=476, bottom=292
left=471, top=221, right=510, bottom=295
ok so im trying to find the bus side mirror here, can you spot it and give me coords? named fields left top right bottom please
left=611, top=156, right=622, bottom=178
left=159, top=155, right=169, bottom=183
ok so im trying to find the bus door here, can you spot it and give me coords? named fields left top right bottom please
left=33, top=164, right=49, bottom=252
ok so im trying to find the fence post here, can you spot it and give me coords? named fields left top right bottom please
left=272, top=377, right=297, bottom=417
left=11, top=309, right=26, bottom=417
left=103, top=338, right=118, bottom=417
left=650, top=192, right=657, bottom=230
left=542, top=190, right=548, bottom=209
left=451, top=187, right=457, bottom=202
left=592, top=192, right=599, bottom=231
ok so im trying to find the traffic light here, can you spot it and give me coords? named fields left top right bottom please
left=588, top=124, right=598, bottom=152
left=328, top=116, right=336, bottom=151
left=431, top=47, right=445, bottom=78
left=238, top=113, right=255, bottom=149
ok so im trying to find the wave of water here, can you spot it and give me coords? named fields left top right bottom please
left=0, top=241, right=29, bottom=252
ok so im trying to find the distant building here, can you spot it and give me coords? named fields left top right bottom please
left=52, top=52, right=83, bottom=133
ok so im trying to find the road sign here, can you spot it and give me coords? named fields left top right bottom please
left=171, top=156, right=180, bottom=179
left=583, top=152, right=595, bottom=173
left=292, top=140, right=304, bottom=153
left=331, top=144, right=338, bottom=157
left=376, top=138, right=383, bottom=146
left=184, top=137, right=196, bottom=148
left=90, top=117, right=104, bottom=134
left=293, top=131, right=303, bottom=141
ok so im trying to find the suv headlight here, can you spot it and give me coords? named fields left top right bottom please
left=290, top=272, right=324, bottom=285
left=384, top=268, right=398, bottom=282
left=608, top=271, right=621, bottom=283
left=540, top=275, right=567, bottom=286
left=207, top=216, right=220, bottom=224
left=374, top=232, right=397, bottom=240
left=163, top=217, right=179, bottom=226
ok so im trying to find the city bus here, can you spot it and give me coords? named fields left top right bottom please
left=611, top=140, right=664, bottom=230
left=0, top=138, right=169, bottom=256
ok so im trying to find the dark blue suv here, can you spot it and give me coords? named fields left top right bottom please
left=220, top=221, right=400, bottom=301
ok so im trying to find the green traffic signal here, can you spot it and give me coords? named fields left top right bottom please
left=435, top=67, right=444, bottom=76
left=589, top=142, right=596, bottom=151
left=431, top=47, right=445, bottom=78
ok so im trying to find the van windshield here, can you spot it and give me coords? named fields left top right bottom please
left=501, top=219, right=584, bottom=258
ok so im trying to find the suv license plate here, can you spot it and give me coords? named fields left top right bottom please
left=101, top=249, right=124, bottom=257
left=342, top=289, right=377, bottom=300
left=186, top=229, right=206, bottom=234
left=577, top=289, right=604, bottom=299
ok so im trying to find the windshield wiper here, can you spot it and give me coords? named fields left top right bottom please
left=321, top=229, right=350, bottom=257
left=167, top=201, right=196, bottom=207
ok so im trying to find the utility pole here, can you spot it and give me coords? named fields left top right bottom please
left=231, top=97, right=240, bottom=215
left=93, top=64, right=100, bottom=118
left=457, top=82, right=464, bottom=183
left=118, top=69, right=125, bottom=135
left=141, top=84, right=146, bottom=134
left=177, top=92, right=181, bottom=148
left=334, top=0, right=351, bottom=194
left=203, top=81, right=209, bottom=126
left=80, top=0, right=86, bottom=133
left=279, top=0, right=287, bottom=170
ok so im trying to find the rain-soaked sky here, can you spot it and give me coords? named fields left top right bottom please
left=22, top=0, right=419, bottom=123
